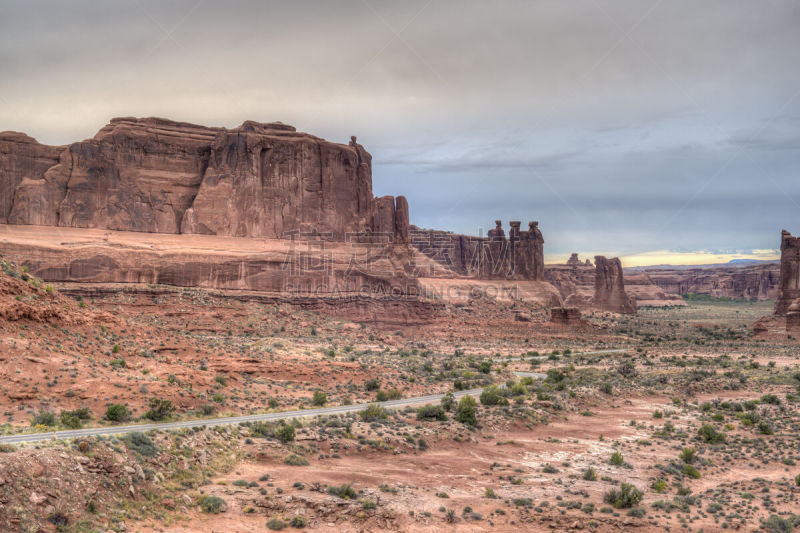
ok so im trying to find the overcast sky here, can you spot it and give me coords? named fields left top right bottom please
left=1, top=0, right=798, bottom=265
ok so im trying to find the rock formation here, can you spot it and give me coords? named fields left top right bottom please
left=550, top=307, right=583, bottom=325
left=593, top=256, right=636, bottom=314
left=1, top=118, right=408, bottom=243
left=639, top=263, right=779, bottom=301
left=775, top=230, right=800, bottom=315
left=409, top=220, right=545, bottom=280
left=0, top=132, right=63, bottom=225
left=566, top=253, right=581, bottom=266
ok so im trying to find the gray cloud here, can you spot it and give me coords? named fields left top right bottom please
left=1, top=0, right=798, bottom=259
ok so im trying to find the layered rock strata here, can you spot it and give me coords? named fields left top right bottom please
left=1, top=118, right=409, bottom=243
left=409, top=220, right=544, bottom=280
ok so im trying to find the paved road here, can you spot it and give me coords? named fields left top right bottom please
left=0, top=371, right=546, bottom=445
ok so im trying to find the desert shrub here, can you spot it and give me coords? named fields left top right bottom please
left=121, top=432, right=158, bottom=457
left=312, top=390, right=327, bottom=406
left=31, top=411, right=56, bottom=427
left=144, top=398, right=174, bottom=421
left=417, top=404, right=447, bottom=421
left=603, top=483, right=643, bottom=509
left=600, top=383, right=613, bottom=394
left=762, top=515, right=793, bottom=533
left=360, top=403, right=388, bottom=421
left=757, top=420, right=775, bottom=435
left=546, top=369, right=566, bottom=383
left=609, top=452, right=624, bottom=466
left=698, top=424, right=725, bottom=444
left=105, top=404, right=130, bottom=422
left=651, top=479, right=667, bottom=493
left=275, top=423, right=295, bottom=443
left=288, top=515, right=307, bottom=527
left=617, top=361, right=637, bottom=378
left=510, top=382, right=527, bottom=396
left=480, top=385, right=509, bottom=406
left=760, top=394, right=780, bottom=405
left=60, top=413, right=82, bottom=429
left=682, top=464, right=701, bottom=479
left=266, top=517, right=286, bottom=530
left=376, top=389, right=401, bottom=401
left=441, top=392, right=456, bottom=411
left=199, top=495, right=226, bottom=514
left=679, top=447, right=697, bottom=464
left=327, top=483, right=356, bottom=499
left=284, top=454, right=309, bottom=466
left=582, top=466, right=597, bottom=481
left=364, top=378, right=380, bottom=391
left=478, top=360, right=492, bottom=374
left=455, top=395, right=478, bottom=426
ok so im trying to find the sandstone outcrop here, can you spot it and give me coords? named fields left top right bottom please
left=638, top=263, right=779, bottom=301
left=775, top=230, right=800, bottom=315
left=593, top=256, right=636, bottom=314
left=2, top=118, right=408, bottom=243
left=550, top=307, right=584, bottom=325
left=0, top=132, right=62, bottom=224
left=754, top=230, right=800, bottom=339
left=409, top=220, right=544, bottom=280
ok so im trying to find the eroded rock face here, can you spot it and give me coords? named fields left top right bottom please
left=641, top=264, right=778, bottom=301
left=593, top=256, right=636, bottom=314
left=3, top=118, right=404, bottom=242
left=0, top=132, right=63, bottom=224
left=776, top=230, right=800, bottom=315
left=408, top=220, right=545, bottom=280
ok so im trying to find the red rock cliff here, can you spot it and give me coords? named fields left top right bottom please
left=2, top=118, right=405, bottom=242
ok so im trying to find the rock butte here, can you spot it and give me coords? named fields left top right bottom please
left=1, top=118, right=580, bottom=323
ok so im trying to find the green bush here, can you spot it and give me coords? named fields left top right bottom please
left=289, top=515, right=307, bottom=527
left=609, top=451, right=624, bottom=466
left=478, top=361, right=492, bottom=374
left=31, top=411, right=56, bottom=427
left=441, top=392, right=456, bottom=411
left=480, top=385, right=509, bottom=406
left=121, top=432, right=158, bottom=457
left=360, top=404, right=387, bottom=421
left=199, top=495, right=226, bottom=514
left=327, top=483, right=357, bottom=499
left=144, top=398, right=174, bottom=421
left=275, top=423, right=295, bottom=443
left=698, top=424, right=725, bottom=444
left=311, top=390, right=327, bottom=406
left=266, top=517, right=286, bottom=530
left=603, top=483, right=643, bottom=509
left=417, top=404, right=447, bottom=421
left=60, top=413, right=82, bottom=429
left=455, top=395, right=478, bottom=426
left=582, top=466, right=597, bottom=481
left=105, top=404, right=130, bottom=422
left=284, top=454, right=309, bottom=466
left=679, top=447, right=697, bottom=464
left=682, top=464, right=701, bottom=479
